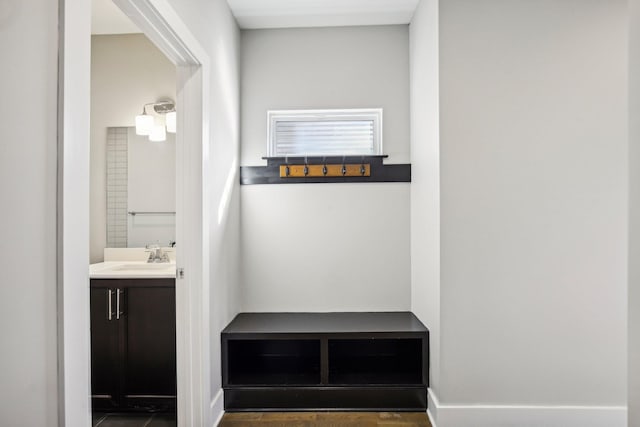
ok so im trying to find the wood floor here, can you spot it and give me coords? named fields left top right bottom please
left=218, top=412, right=432, bottom=427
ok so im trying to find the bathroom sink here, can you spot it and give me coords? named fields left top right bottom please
left=115, top=263, right=175, bottom=271
left=90, top=260, right=176, bottom=278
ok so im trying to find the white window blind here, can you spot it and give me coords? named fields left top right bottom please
left=267, top=109, right=382, bottom=157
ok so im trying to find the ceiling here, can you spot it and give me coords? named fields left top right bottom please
left=92, top=0, right=141, bottom=35
left=227, top=0, right=420, bottom=29
left=91, top=0, right=420, bottom=35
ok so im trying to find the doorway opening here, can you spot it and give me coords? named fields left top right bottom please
left=59, top=0, right=211, bottom=425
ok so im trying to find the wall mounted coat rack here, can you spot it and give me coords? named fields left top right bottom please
left=280, top=163, right=371, bottom=178
left=240, top=155, right=411, bottom=185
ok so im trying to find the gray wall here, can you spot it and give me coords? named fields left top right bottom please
left=91, top=34, right=176, bottom=262
left=409, top=0, right=441, bottom=393
left=630, top=0, right=640, bottom=424
left=241, top=25, right=410, bottom=165
left=240, top=25, right=411, bottom=312
left=241, top=184, right=410, bottom=312
left=439, top=0, right=627, bottom=406
left=0, top=0, right=59, bottom=425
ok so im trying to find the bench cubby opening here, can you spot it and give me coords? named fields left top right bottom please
left=328, top=338, right=423, bottom=385
left=227, top=339, right=321, bottom=386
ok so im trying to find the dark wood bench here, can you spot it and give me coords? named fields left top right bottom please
left=221, top=312, right=429, bottom=411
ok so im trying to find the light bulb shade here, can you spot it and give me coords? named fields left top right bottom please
left=166, top=111, right=177, bottom=133
left=135, top=114, right=154, bottom=135
left=149, top=124, right=167, bottom=142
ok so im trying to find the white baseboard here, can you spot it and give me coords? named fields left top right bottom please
left=427, top=407, right=438, bottom=427
left=210, top=389, right=224, bottom=427
left=427, top=388, right=627, bottom=427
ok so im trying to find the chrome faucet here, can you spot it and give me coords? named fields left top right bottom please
left=145, top=244, right=171, bottom=263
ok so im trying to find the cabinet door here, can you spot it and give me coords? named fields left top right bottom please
left=122, top=282, right=176, bottom=410
left=90, top=286, right=120, bottom=410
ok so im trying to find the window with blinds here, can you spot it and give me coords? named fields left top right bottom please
left=267, top=109, right=383, bottom=157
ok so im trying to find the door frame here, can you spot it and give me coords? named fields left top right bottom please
left=58, top=0, right=211, bottom=425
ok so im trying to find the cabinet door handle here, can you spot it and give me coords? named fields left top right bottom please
left=116, top=289, right=122, bottom=320
left=107, top=289, right=113, bottom=321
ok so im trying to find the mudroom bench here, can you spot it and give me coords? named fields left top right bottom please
left=221, top=311, right=429, bottom=411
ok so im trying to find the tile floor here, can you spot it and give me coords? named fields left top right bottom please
left=92, top=412, right=176, bottom=427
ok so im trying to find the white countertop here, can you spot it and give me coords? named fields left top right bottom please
left=90, top=261, right=176, bottom=279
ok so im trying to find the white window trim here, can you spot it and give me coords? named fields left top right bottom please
left=267, top=108, right=383, bottom=157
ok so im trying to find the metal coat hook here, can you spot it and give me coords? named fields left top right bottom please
left=278, top=158, right=371, bottom=178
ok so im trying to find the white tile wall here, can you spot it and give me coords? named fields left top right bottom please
left=106, top=127, right=128, bottom=247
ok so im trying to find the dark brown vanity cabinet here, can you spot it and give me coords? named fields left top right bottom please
left=90, top=279, right=176, bottom=412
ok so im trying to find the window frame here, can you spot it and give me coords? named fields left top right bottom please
left=266, top=108, right=383, bottom=158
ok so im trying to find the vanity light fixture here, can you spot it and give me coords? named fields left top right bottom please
left=135, top=108, right=154, bottom=136
left=134, top=100, right=176, bottom=141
